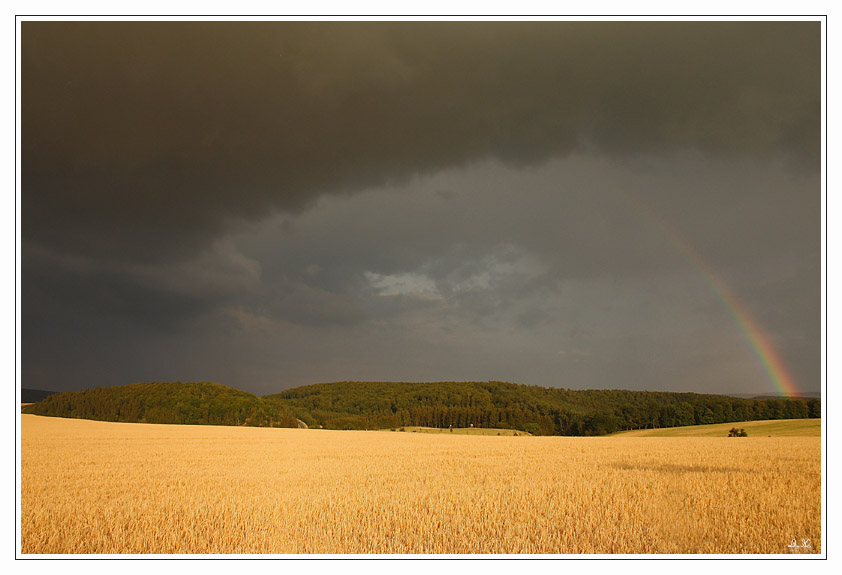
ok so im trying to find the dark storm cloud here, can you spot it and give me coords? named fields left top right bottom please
left=268, top=281, right=367, bottom=327
left=23, top=239, right=262, bottom=331
left=21, top=21, right=821, bottom=394
left=23, top=21, right=819, bottom=262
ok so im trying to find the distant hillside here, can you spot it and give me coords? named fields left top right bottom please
left=22, top=382, right=298, bottom=428
left=726, top=391, right=822, bottom=400
left=21, top=388, right=57, bottom=403
left=616, top=418, right=821, bottom=437
left=21, top=380, right=820, bottom=436
left=263, top=381, right=821, bottom=436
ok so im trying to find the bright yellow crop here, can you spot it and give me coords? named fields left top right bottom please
left=20, top=414, right=821, bottom=555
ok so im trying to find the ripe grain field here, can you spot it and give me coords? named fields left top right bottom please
left=615, top=418, right=821, bottom=437
left=20, top=414, right=821, bottom=555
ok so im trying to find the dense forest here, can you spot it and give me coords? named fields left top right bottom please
left=22, top=382, right=299, bottom=428
left=23, top=380, right=820, bottom=436
left=264, top=381, right=821, bottom=435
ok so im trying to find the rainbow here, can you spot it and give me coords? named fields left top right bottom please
left=620, top=191, right=801, bottom=398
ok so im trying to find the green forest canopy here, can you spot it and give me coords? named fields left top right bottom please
left=23, top=380, right=820, bottom=436
left=22, top=381, right=298, bottom=428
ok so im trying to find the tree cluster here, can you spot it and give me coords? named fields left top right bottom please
left=23, top=380, right=819, bottom=436
left=22, top=382, right=298, bottom=428
left=264, top=381, right=820, bottom=436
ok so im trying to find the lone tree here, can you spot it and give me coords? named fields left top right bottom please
left=728, top=427, right=748, bottom=437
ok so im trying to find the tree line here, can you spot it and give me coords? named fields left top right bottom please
left=264, top=381, right=820, bottom=435
left=22, top=381, right=299, bottom=428
left=22, top=380, right=820, bottom=436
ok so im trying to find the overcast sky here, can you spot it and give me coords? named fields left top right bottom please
left=21, top=20, right=820, bottom=396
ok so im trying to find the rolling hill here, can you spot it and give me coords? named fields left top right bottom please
left=263, top=380, right=820, bottom=435
left=21, top=381, right=298, bottom=428
left=615, top=418, right=821, bottom=437
left=22, top=380, right=820, bottom=436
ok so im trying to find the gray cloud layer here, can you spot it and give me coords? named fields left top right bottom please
left=24, top=22, right=818, bottom=260
left=21, top=21, right=820, bottom=395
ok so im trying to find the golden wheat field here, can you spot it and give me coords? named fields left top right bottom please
left=20, top=414, right=821, bottom=555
